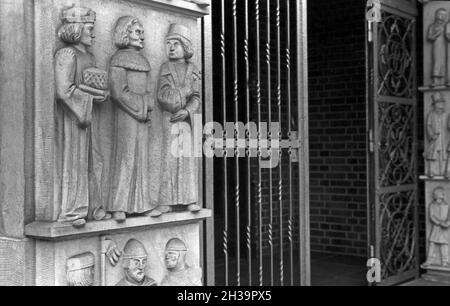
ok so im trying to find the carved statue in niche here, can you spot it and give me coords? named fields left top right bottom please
left=160, top=238, right=202, bottom=286
left=108, top=16, right=157, bottom=222
left=66, top=252, right=95, bottom=286
left=425, top=93, right=450, bottom=177
left=428, top=8, right=448, bottom=87
left=55, top=6, right=110, bottom=228
left=153, top=24, right=202, bottom=215
left=115, top=239, right=157, bottom=286
left=424, top=187, right=450, bottom=267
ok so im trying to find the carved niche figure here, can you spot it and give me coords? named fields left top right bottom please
left=425, top=93, right=450, bottom=177
left=160, top=238, right=202, bottom=286
left=55, top=6, right=110, bottom=228
left=428, top=8, right=448, bottom=87
left=424, top=187, right=450, bottom=267
left=108, top=16, right=156, bottom=222
left=66, top=252, right=95, bottom=286
left=115, top=239, right=157, bottom=286
left=153, top=24, right=201, bottom=216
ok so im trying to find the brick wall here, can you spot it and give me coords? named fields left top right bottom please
left=308, top=0, right=368, bottom=257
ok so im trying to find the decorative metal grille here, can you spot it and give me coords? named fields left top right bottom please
left=378, top=102, right=415, bottom=187
left=379, top=190, right=417, bottom=279
left=377, top=12, right=414, bottom=99
left=369, top=2, right=419, bottom=285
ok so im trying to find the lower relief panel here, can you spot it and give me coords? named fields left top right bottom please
left=35, top=222, right=202, bottom=286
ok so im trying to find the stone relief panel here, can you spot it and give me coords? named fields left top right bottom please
left=424, top=92, right=450, bottom=178
left=423, top=183, right=450, bottom=269
left=102, top=223, right=201, bottom=286
left=34, top=222, right=201, bottom=286
left=43, top=1, right=203, bottom=226
left=424, top=4, right=450, bottom=88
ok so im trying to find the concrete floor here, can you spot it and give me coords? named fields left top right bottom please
left=311, top=253, right=367, bottom=286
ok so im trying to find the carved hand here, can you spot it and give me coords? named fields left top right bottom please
left=105, top=240, right=122, bottom=267
left=171, top=109, right=189, bottom=123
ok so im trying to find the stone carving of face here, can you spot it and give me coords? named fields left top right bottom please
left=125, top=257, right=147, bottom=283
left=166, top=39, right=185, bottom=61
left=165, top=250, right=180, bottom=270
left=434, top=189, right=445, bottom=204
left=80, top=23, right=95, bottom=47
left=129, top=23, right=145, bottom=50
left=436, top=9, right=448, bottom=24
left=436, top=101, right=446, bottom=113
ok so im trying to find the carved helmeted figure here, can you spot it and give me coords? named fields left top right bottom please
left=154, top=24, right=201, bottom=215
left=428, top=8, right=448, bottom=87
left=108, top=16, right=155, bottom=222
left=160, top=238, right=202, bottom=286
left=425, top=93, right=450, bottom=177
left=55, top=6, right=109, bottom=228
left=115, top=239, right=157, bottom=286
left=66, top=252, right=95, bottom=286
left=424, top=187, right=450, bottom=267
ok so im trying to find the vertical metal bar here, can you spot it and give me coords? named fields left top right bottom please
left=276, top=0, right=284, bottom=287
left=297, top=0, right=311, bottom=286
left=286, top=0, right=294, bottom=287
left=266, top=0, right=274, bottom=287
left=244, top=0, right=253, bottom=287
left=221, top=0, right=229, bottom=287
left=255, top=0, right=264, bottom=287
left=232, top=0, right=241, bottom=287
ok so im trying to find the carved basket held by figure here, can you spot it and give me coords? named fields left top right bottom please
left=83, top=67, right=108, bottom=90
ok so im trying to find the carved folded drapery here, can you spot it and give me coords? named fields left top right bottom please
left=55, top=47, right=96, bottom=223
left=157, top=61, right=201, bottom=206
left=108, top=48, right=156, bottom=215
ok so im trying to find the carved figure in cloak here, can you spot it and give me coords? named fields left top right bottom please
left=108, top=16, right=156, bottom=223
left=153, top=24, right=202, bottom=216
left=160, top=238, right=202, bottom=286
left=428, top=8, right=448, bottom=87
left=55, top=6, right=110, bottom=228
left=425, top=93, right=449, bottom=177
left=115, top=239, right=157, bottom=286
left=424, top=187, right=450, bottom=267
left=66, top=252, right=95, bottom=286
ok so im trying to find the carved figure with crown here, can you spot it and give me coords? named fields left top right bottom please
left=54, top=6, right=110, bottom=228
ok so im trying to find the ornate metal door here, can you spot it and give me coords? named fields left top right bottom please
left=366, top=0, right=420, bottom=285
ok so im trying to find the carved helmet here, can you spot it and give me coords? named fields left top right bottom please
left=61, top=5, right=96, bottom=24
left=123, top=239, right=148, bottom=259
left=166, top=24, right=192, bottom=47
left=165, top=238, right=188, bottom=252
left=432, top=92, right=446, bottom=105
left=66, top=252, right=95, bottom=272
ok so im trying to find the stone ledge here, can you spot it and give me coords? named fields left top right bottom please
left=420, top=175, right=450, bottom=182
left=419, top=85, right=450, bottom=93
left=138, top=0, right=210, bottom=17
left=25, top=209, right=212, bottom=241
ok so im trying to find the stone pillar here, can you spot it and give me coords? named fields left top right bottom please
left=0, top=0, right=35, bottom=286
left=420, top=0, right=450, bottom=284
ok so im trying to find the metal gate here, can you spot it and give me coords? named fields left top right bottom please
left=208, top=0, right=309, bottom=286
left=366, top=0, right=420, bottom=285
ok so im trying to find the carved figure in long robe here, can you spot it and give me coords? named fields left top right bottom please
left=424, top=187, right=450, bottom=267
left=108, top=16, right=155, bottom=222
left=55, top=6, right=108, bottom=228
left=428, top=8, right=448, bottom=87
left=425, top=93, right=448, bottom=177
left=153, top=24, right=201, bottom=215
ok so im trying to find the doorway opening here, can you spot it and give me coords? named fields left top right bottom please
left=308, top=0, right=368, bottom=286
